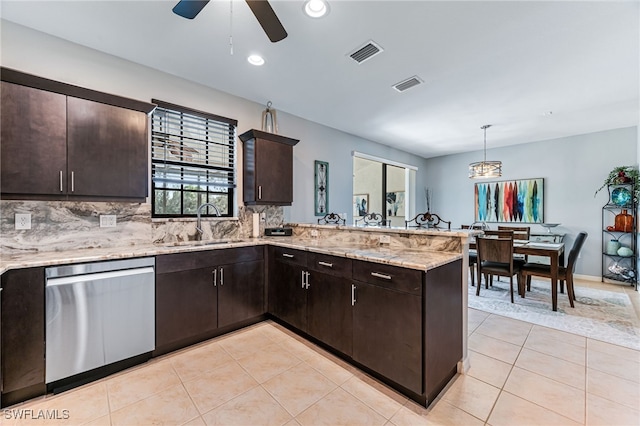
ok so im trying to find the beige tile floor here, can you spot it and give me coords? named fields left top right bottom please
left=2, top=281, right=639, bottom=426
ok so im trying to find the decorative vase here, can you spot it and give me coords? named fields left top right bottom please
left=615, top=209, right=634, bottom=232
left=261, top=101, right=278, bottom=134
left=606, top=239, right=621, bottom=255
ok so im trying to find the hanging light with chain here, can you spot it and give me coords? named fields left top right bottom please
left=469, top=124, right=502, bottom=179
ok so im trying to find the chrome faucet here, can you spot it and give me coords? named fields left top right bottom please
left=196, top=202, right=221, bottom=239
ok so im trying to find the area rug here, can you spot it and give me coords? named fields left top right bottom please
left=468, top=278, right=640, bottom=350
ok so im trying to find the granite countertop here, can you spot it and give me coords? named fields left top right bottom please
left=0, top=237, right=462, bottom=275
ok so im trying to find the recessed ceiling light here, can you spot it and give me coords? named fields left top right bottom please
left=542, top=111, right=553, bottom=116
left=303, top=0, right=329, bottom=18
left=247, top=55, right=265, bottom=66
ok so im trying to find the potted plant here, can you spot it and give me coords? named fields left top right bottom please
left=595, top=166, right=640, bottom=202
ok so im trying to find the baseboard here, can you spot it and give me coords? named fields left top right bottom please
left=573, top=273, right=604, bottom=282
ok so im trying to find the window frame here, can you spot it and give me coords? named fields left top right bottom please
left=150, top=99, right=238, bottom=218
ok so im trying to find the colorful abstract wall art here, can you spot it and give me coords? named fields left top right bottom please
left=474, top=178, right=544, bottom=223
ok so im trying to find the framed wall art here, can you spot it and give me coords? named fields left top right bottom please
left=386, top=191, right=405, bottom=216
left=353, top=194, right=369, bottom=217
left=314, top=160, right=329, bottom=216
left=474, top=178, right=544, bottom=223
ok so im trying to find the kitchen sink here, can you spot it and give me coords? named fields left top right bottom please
left=157, top=239, right=247, bottom=247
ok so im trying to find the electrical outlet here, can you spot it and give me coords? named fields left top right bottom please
left=15, top=213, right=31, bottom=230
left=311, top=230, right=319, bottom=238
left=379, top=235, right=391, bottom=244
left=100, top=215, right=117, bottom=228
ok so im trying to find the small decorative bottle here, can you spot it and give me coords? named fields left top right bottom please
left=615, top=209, right=634, bottom=232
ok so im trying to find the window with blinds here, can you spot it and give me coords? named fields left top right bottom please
left=151, top=100, right=237, bottom=217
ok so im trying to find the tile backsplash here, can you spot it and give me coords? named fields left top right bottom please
left=0, top=200, right=283, bottom=254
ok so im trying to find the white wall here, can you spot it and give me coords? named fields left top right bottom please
left=424, top=126, right=638, bottom=278
left=0, top=21, right=430, bottom=224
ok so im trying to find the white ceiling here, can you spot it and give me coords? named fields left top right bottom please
left=1, top=0, right=638, bottom=158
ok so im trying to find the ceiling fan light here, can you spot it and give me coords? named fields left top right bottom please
left=304, top=0, right=329, bottom=18
left=247, top=54, right=265, bottom=66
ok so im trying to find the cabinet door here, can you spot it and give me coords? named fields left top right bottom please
left=268, top=261, right=307, bottom=331
left=155, top=267, right=217, bottom=348
left=218, top=260, right=265, bottom=328
left=1, top=82, right=67, bottom=195
left=352, top=281, right=422, bottom=394
left=1, top=268, right=46, bottom=402
left=255, top=138, right=293, bottom=204
left=307, top=272, right=352, bottom=356
left=67, top=97, right=148, bottom=198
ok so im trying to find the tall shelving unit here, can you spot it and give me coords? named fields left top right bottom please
left=602, top=183, right=638, bottom=290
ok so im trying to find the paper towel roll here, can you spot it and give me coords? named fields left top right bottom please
left=252, top=213, right=260, bottom=237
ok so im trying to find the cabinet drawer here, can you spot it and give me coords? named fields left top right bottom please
left=156, top=246, right=263, bottom=274
left=271, top=246, right=307, bottom=267
left=353, top=260, right=423, bottom=296
left=307, top=252, right=352, bottom=278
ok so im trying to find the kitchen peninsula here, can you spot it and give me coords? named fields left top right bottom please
left=0, top=223, right=471, bottom=409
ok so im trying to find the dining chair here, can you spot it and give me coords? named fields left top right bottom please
left=317, top=212, right=345, bottom=225
left=498, top=225, right=531, bottom=265
left=355, top=212, right=389, bottom=227
left=476, top=232, right=520, bottom=303
left=519, top=232, right=588, bottom=308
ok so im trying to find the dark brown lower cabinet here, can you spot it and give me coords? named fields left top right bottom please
left=155, top=247, right=265, bottom=353
left=306, top=266, right=353, bottom=356
left=268, top=247, right=309, bottom=332
left=218, top=260, right=265, bottom=328
left=268, top=259, right=308, bottom=332
left=155, top=266, right=218, bottom=349
left=1, top=267, right=46, bottom=407
left=351, top=281, right=423, bottom=394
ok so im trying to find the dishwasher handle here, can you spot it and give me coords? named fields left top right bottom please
left=46, top=267, right=155, bottom=287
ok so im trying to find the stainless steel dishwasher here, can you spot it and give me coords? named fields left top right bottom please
left=45, top=257, right=155, bottom=386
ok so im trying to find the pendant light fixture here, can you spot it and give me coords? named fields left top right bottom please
left=469, top=124, right=502, bottom=179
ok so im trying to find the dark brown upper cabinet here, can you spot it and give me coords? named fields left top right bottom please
left=1, top=82, right=68, bottom=196
left=240, top=129, right=299, bottom=206
left=0, top=68, right=155, bottom=201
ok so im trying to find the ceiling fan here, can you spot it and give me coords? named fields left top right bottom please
left=172, top=0, right=288, bottom=43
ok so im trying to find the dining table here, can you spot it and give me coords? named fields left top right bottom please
left=470, top=239, right=566, bottom=311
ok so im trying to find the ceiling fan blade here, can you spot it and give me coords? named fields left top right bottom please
left=172, top=0, right=210, bottom=19
left=245, top=0, right=288, bottom=43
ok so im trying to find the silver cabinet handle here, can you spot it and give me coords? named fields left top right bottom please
left=305, top=272, right=310, bottom=289
left=318, top=261, right=333, bottom=268
left=282, top=253, right=294, bottom=258
left=213, top=268, right=217, bottom=286
left=220, top=267, right=224, bottom=286
left=351, top=284, right=356, bottom=306
left=71, top=171, right=75, bottom=192
left=371, top=272, right=392, bottom=280
left=258, top=185, right=262, bottom=200
left=59, top=171, right=64, bottom=192
left=301, top=270, right=306, bottom=288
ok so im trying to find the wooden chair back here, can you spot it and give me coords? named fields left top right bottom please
left=482, top=229, right=514, bottom=239
left=498, top=226, right=530, bottom=241
left=477, top=236, right=515, bottom=265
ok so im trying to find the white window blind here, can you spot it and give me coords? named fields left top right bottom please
left=151, top=100, right=237, bottom=217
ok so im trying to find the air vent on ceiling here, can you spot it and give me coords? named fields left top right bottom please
left=348, top=40, right=383, bottom=64
left=392, top=76, right=424, bottom=93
